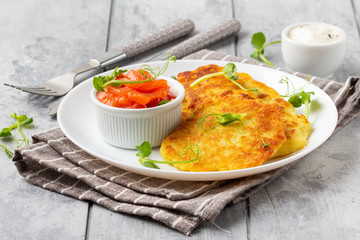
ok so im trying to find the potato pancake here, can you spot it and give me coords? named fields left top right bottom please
left=160, top=64, right=311, bottom=171
left=160, top=97, right=286, bottom=171
left=177, top=64, right=311, bottom=158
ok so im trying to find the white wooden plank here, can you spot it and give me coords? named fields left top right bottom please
left=251, top=118, right=360, bottom=239
left=233, top=0, right=360, bottom=239
left=234, top=0, right=360, bottom=82
left=0, top=0, right=111, bottom=239
left=88, top=0, right=248, bottom=239
left=106, top=0, right=236, bottom=64
left=352, top=0, right=360, bottom=41
left=1, top=0, right=358, bottom=239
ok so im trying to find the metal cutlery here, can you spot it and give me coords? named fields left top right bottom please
left=151, top=18, right=241, bottom=61
left=48, top=18, right=241, bottom=116
left=4, top=19, right=195, bottom=96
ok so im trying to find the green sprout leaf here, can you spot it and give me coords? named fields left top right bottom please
left=287, top=91, right=315, bottom=109
left=138, top=158, right=160, bottom=169
left=261, top=139, right=270, bottom=148
left=157, top=99, right=171, bottom=106
left=250, top=50, right=260, bottom=59
left=216, top=112, right=243, bottom=126
left=135, top=141, right=201, bottom=169
left=0, top=128, right=12, bottom=137
left=93, top=54, right=176, bottom=91
left=288, top=94, right=303, bottom=108
left=190, top=63, right=260, bottom=94
left=280, top=76, right=315, bottom=119
left=0, top=113, right=33, bottom=158
left=299, top=91, right=314, bottom=104
left=92, top=67, right=127, bottom=92
left=136, top=141, right=152, bottom=158
left=223, top=63, right=237, bottom=79
left=250, top=32, right=281, bottom=66
left=251, top=32, right=266, bottom=50
left=93, top=76, right=106, bottom=92
left=12, top=113, right=33, bottom=126
left=197, top=112, right=245, bottom=130
left=136, top=141, right=158, bottom=169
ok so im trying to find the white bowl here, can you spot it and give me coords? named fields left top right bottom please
left=281, top=22, right=346, bottom=78
left=90, top=76, right=185, bottom=149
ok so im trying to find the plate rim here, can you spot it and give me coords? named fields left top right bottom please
left=57, top=59, right=338, bottom=181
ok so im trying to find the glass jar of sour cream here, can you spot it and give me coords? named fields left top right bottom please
left=281, top=22, right=346, bottom=78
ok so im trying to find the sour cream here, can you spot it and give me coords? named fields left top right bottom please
left=288, top=23, right=344, bottom=44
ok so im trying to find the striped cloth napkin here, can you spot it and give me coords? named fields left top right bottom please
left=12, top=50, right=360, bottom=235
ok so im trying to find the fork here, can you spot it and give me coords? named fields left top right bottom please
left=47, top=18, right=242, bottom=116
left=3, top=19, right=195, bottom=97
left=4, top=63, right=97, bottom=96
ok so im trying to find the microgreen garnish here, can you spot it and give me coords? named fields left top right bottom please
left=139, top=53, right=176, bottom=79
left=177, top=143, right=201, bottom=162
left=157, top=99, right=171, bottom=106
left=171, top=76, right=177, bottom=80
left=0, top=145, right=13, bottom=158
left=93, top=53, right=176, bottom=92
left=136, top=141, right=159, bottom=169
left=280, top=76, right=314, bottom=119
left=190, top=63, right=260, bottom=94
left=93, top=68, right=127, bottom=92
left=197, top=112, right=245, bottom=130
left=136, top=141, right=200, bottom=169
left=0, top=113, right=33, bottom=157
left=261, top=139, right=270, bottom=148
left=250, top=32, right=281, bottom=66
left=262, top=142, right=270, bottom=148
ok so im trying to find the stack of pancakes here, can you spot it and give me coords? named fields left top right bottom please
left=160, top=64, right=311, bottom=172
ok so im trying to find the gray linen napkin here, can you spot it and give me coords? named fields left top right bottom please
left=12, top=50, right=360, bottom=236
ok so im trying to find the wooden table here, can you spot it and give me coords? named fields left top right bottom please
left=1, top=0, right=359, bottom=239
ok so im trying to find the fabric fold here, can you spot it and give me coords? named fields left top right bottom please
left=12, top=50, right=360, bottom=235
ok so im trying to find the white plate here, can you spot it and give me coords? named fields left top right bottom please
left=57, top=60, right=338, bottom=181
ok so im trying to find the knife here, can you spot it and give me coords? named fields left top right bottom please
left=4, top=19, right=194, bottom=96
left=151, top=18, right=241, bottom=61
left=49, top=18, right=241, bottom=116
left=87, top=18, right=195, bottom=69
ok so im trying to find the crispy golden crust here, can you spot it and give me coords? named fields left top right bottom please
left=177, top=64, right=311, bottom=158
left=160, top=98, right=286, bottom=171
left=160, top=64, right=311, bottom=171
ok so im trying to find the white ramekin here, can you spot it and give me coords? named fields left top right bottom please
left=281, top=22, right=346, bottom=78
left=90, top=76, right=185, bottom=149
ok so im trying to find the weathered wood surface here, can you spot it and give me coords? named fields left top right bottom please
left=0, top=0, right=110, bottom=239
left=236, top=1, right=360, bottom=239
left=0, top=0, right=359, bottom=239
left=88, top=1, right=248, bottom=239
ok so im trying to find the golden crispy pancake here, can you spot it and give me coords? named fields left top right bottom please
left=176, top=64, right=311, bottom=158
left=160, top=97, right=286, bottom=171
left=160, top=64, right=311, bottom=171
